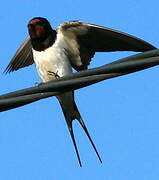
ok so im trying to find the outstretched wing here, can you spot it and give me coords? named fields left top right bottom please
left=59, top=21, right=156, bottom=71
left=5, top=21, right=156, bottom=73
left=5, top=37, right=34, bottom=73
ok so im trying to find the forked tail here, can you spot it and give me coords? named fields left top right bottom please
left=57, top=92, right=102, bottom=166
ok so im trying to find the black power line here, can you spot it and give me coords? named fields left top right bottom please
left=1, top=49, right=159, bottom=112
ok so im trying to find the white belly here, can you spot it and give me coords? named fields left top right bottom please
left=32, top=46, right=72, bottom=82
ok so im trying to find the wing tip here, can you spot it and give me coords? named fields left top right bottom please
left=140, top=43, right=157, bottom=52
left=3, top=65, right=12, bottom=74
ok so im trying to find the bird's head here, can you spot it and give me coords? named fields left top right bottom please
left=27, top=17, right=52, bottom=39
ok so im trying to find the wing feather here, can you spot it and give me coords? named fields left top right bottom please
left=5, top=37, right=34, bottom=73
left=5, top=21, right=156, bottom=73
left=59, top=21, right=156, bottom=70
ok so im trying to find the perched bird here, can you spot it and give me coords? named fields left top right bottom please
left=5, top=17, right=156, bottom=166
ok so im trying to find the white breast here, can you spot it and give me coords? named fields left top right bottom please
left=32, top=33, right=72, bottom=82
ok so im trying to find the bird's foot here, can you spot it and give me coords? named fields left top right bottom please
left=48, top=71, right=60, bottom=78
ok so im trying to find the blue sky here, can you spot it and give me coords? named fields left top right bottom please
left=1, top=0, right=159, bottom=179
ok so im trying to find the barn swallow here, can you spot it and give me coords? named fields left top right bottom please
left=5, top=17, right=156, bottom=166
